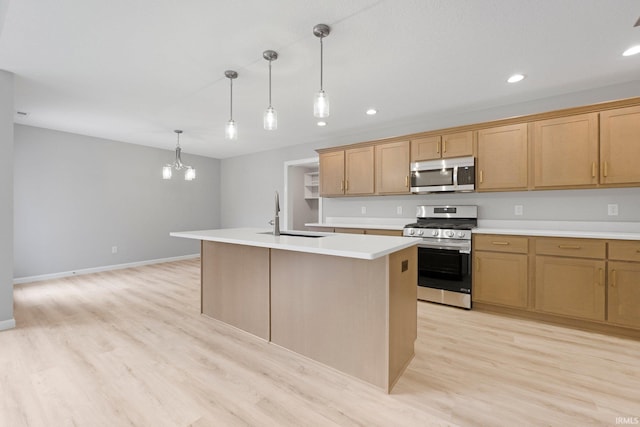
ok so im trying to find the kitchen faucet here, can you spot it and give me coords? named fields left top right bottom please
left=269, top=191, right=280, bottom=236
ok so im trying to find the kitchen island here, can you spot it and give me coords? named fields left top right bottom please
left=170, top=228, right=419, bottom=392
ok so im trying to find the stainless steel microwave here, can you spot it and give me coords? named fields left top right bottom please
left=410, top=156, right=475, bottom=193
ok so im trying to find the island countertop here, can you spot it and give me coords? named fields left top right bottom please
left=170, top=227, right=421, bottom=260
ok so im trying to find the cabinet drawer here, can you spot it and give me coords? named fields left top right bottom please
left=473, top=234, right=529, bottom=253
left=535, top=237, right=605, bottom=259
left=609, top=240, right=640, bottom=262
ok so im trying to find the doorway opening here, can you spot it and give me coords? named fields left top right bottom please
left=283, top=157, right=321, bottom=231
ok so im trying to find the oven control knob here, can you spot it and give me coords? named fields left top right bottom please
left=418, top=230, right=424, bottom=236
left=431, top=230, right=439, bottom=237
left=445, top=230, right=454, bottom=238
left=409, top=229, right=415, bottom=235
left=458, top=231, right=465, bottom=238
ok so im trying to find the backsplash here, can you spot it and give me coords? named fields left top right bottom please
left=321, top=187, right=640, bottom=223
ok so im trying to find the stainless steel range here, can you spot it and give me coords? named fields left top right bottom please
left=403, top=205, right=478, bottom=309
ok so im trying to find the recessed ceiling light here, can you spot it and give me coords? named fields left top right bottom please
left=622, top=45, right=640, bottom=56
left=507, top=74, right=526, bottom=83
left=366, top=108, right=377, bottom=115
left=317, top=121, right=327, bottom=127
left=16, top=111, right=29, bottom=117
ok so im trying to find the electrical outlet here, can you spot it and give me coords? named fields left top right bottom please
left=111, top=246, right=118, bottom=254
left=514, top=205, right=524, bottom=216
left=396, top=206, right=403, bottom=215
left=361, top=206, right=367, bottom=215
left=608, top=204, right=619, bottom=216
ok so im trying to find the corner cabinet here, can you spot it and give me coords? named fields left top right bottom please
left=600, top=105, right=640, bottom=186
left=319, top=146, right=374, bottom=197
left=473, top=234, right=529, bottom=308
left=375, top=140, right=410, bottom=195
left=476, top=123, right=528, bottom=191
left=532, top=113, right=599, bottom=189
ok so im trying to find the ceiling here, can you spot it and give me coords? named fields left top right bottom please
left=1, top=0, right=639, bottom=159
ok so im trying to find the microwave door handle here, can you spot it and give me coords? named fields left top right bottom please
left=453, top=166, right=458, bottom=187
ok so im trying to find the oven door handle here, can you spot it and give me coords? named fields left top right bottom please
left=417, top=243, right=471, bottom=254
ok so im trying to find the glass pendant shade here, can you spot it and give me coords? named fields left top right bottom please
left=162, top=166, right=172, bottom=180
left=264, top=107, right=277, bottom=130
left=225, top=119, right=237, bottom=140
left=185, top=167, right=196, bottom=181
left=314, top=90, right=329, bottom=118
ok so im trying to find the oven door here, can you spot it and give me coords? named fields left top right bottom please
left=417, top=242, right=471, bottom=295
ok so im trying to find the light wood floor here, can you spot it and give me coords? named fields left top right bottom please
left=2, top=259, right=639, bottom=427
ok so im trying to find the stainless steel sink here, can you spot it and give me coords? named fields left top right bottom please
left=258, top=231, right=326, bottom=238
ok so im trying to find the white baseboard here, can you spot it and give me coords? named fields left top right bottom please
left=0, top=318, right=16, bottom=331
left=13, top=254, right=200, bottom=285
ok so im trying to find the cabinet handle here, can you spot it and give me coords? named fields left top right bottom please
left=611, top=269, right=617, bottom=288
left=479, top=170, right=484, bottom=183
left=345, top=180, right=349, bottom=191
left=603, top=161, right=608, bottom=178
left=558, top=244, right=581, bottom=249
left=436, top=141, right=441, bottom=154
left=340, top=180, right=344, bottom=191
left=405, top=176, right=409, bottom=187
left=443, top=140, right=447, bottom=153
left=591, top=162, right=596, bottom=178
left=599, top=268, right=604, bottom=287
left=491, top=241, right=510, bottom=246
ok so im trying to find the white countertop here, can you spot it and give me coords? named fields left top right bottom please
left=170, top=228, right=421, bottom=260
left=305, top=217, right=414, bottom=231
left=474, top=220, right=640, bottom=240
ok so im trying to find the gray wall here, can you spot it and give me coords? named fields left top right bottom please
left=220, top=81, right=640, bottom=228
left=14, top=125, right=221, bottom=278
left=0, top=70, right=14, bottom=329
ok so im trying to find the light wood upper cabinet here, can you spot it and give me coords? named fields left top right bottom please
left=345, top=146, right=374, bottom=195
left=375, top=140, right=410, bottom=194
left=410, top=136, right=441, bottom=161
left=600, top=105, right=640, bottom=186
left=532, top=113, right=599, bottom=189
left=476, top=123, right=528, bottom=191
left=319, top=147, right=374, bottom=197
left=410, top=131, right=473, bottom=162
left=319, top=150, right=345, bottom=197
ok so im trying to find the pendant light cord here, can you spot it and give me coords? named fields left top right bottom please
left=229, top=78, right=234, bottom=121
left=268, top=60, right=273, bottom=107
left=320, top=37, right=324, bottom=91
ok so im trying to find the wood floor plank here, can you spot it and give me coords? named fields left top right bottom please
left=2, top=258, right=639, bottom=426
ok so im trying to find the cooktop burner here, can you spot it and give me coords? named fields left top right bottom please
left=403, top=205, right=478, bottom=239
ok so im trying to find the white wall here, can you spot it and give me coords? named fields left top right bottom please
left=0, top=70, right=14, bottom=330
left=220, top=81, right=640, bottom=228
left=14, top=125, right=221, bottom=279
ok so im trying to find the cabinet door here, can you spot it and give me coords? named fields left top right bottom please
left=441, top=131, right=474, bottom=158
left=375, top=140, right=410, bottom=194
left=608, top=261, right=640, bottom=328
left=345, top=146, right=374, bottom=195
left=319, top=150, right=345, bottom=197
left=534, top=256, right=605, bottom=321
left=474, top=251, right=528, bottom=308
left=532, top=113, right=599, bottom=189
left=600, top=105, right=640, bottom=185
left=476, top=123, right=529, bottom=191
left=410, top=136, right=441, bottom=161
left=476, top=123, right=528, bottom=191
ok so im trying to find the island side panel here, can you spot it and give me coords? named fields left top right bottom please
left=387, top=246, right=417, bottom=390
left=201, top=241, right=270, bottom=340
left=270, top=249, right=388, bottom=390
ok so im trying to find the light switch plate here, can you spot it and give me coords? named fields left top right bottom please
left=514, top=205, right=524, bottom=216
left=361, top=206, right=367, bottom=215
left=396, top=206, right=403, bottom=215
left=608, top=204, right=619, bottom=216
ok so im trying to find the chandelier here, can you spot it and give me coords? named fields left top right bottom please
left=162, top=130, right=195, bottom=181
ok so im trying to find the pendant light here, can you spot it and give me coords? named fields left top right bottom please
left=225, top=70, right=238, bottom=140
left=313, top=24, right=331, bottom=118
left=263, top=50, right=278, bottom=130
left=162, top=130, right=195, bottom=181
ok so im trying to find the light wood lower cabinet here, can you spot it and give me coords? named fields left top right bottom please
left=474, top=251, right=528, bottom=308
left=534, top=255, right=606, bottom=321
left=608, top=261, right=640, bottom=328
